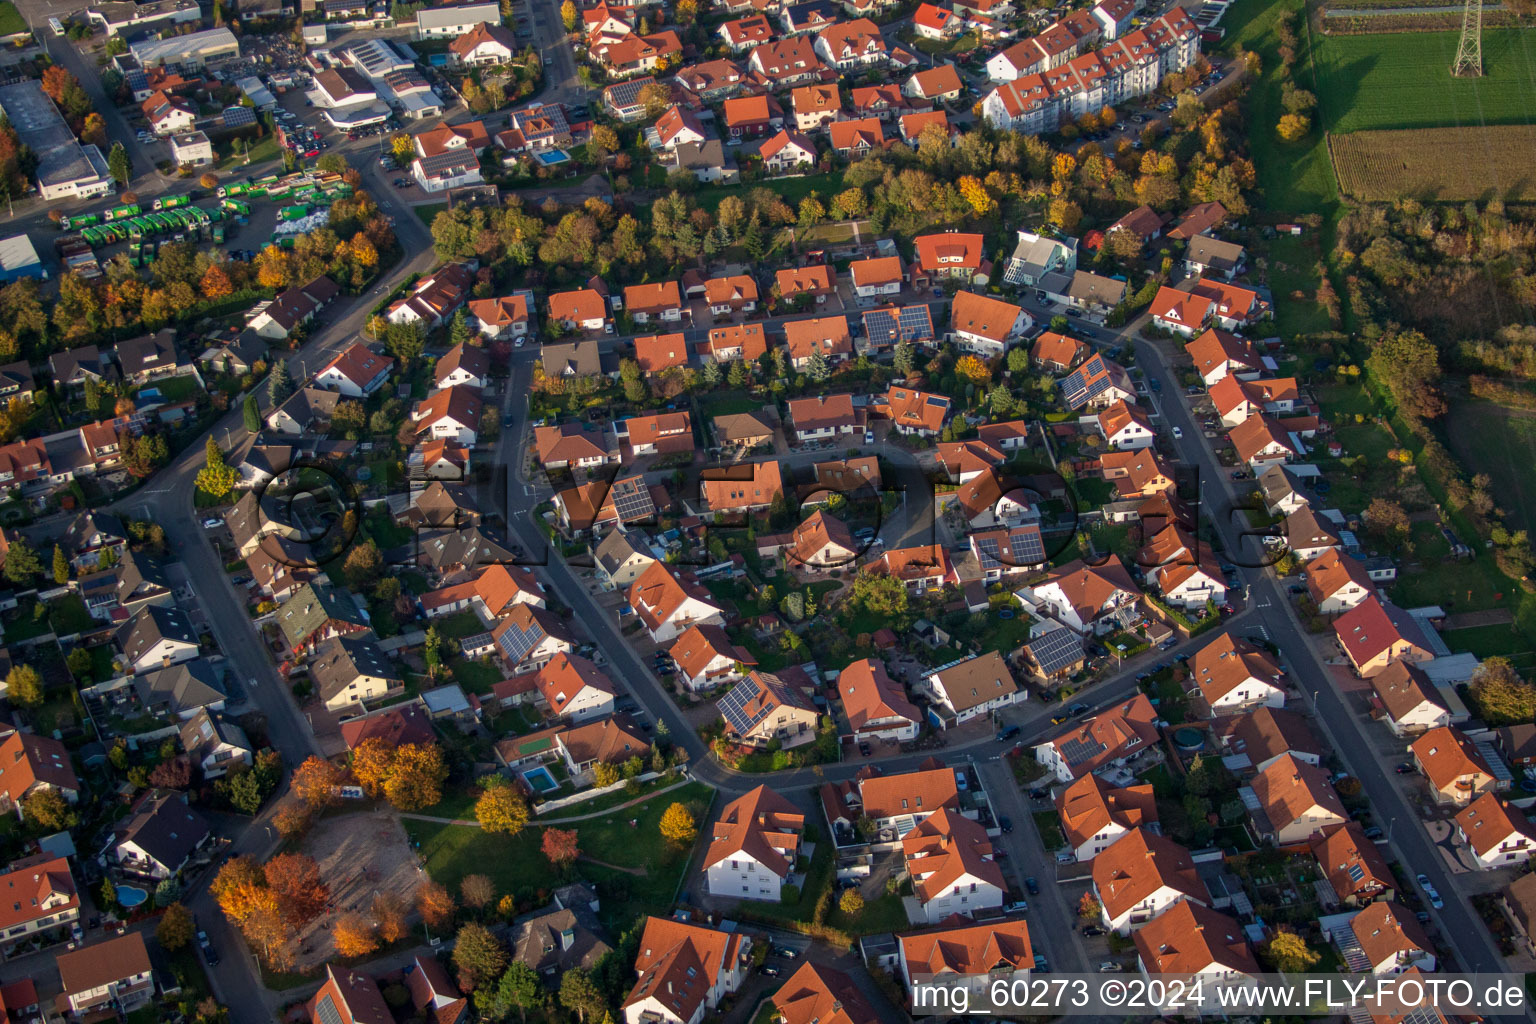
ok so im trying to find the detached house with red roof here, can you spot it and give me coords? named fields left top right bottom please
left=951, top=291, right=1028, bottom=356
left=783, top=316, right=853, bottom=369
left=0, top=732, right=82, bottom=816
left=1333, top=596, right=1434, bottom=678
left=914, top=232, right=988, bottom=283
left=787, top=394, right=860, bottom=442
left=621, top=916, right=751, bottom=1024
left=670, top=623, right=757, bottom=692
left=1091, top=828, right=1209, bottom=934
left=912, top=1, right=962, bottom=37
left=720, top=670, right=820, bottom=749
left=628, top=561, right=726, bottom=642
left=1056, top=774, right=1157, bottom=862
left=882, top=384, right=951, bottom=438
left=897, top=921, right=1032, bottom=1005
left=623, top=280, right=685, bottom=325
left=703, top=785, right=804, bottom=900
left=547, top=288, right=609, bottom=333
left=814, top=18, right=888, bottom=69
left=828, top=116, right=886, bottom=156
left=904, top=63, right=964, bottom=103
left=1229, top=414, right=1297, bottom=472
left=747, top=36, right=825, bottom=88
left=1411, top=725, right=1500, bottom=807
left=903, top=808, right=1006, bottom=922
left=850, top=256, right=904, bottom=300
left=404, top=955, right=468, bottom=1024
left=704, top=274, right=760, bottom=315
left=1456, top=792, right=1536, bottom=870
left=533, top=653, right=618, bottom=723
left=1185, top=327, right=1261, bottom=385
left=1133, top=901, right=1258, bottom=983
left=919, top=650, right=1020, bottom=729
left=719, top=13, right=775, bottom=51
left=315, top=342, right=393, bottom=397
left=633, top=333, right=690, bottom=374
left=760, top=129, right=817, bottom=173
left=774, top=965, right=880, bottom=1024
left=836, top=657, right=921, bottom=741
left=307, top=965, right=392, bottom=1024
left=411, top=384, right=484, bottom=447
left=0, top=856, right=79, bottom=943
left=616, top=411, right=693, bottom=457
left=867, top=543, right=958, bottom=592
left=1019, top=557, right=1139, bottom=635
left=1186, top=631, right=1285, bottom=715
left=776, top=265, right=837, bottom=305
left=700, top=460, right=782, bottom=514
left=1034, top=693, right=1159, bottom=783
left=790, top=83, right=842, bottom=131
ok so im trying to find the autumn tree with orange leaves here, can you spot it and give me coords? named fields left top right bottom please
left=955, top=355, right=991, bottom=384
left=349, top=737, right=394, bottom=798
left=333, top=912, right=379, bottom=959
left=291, top=756, right=341, bottom=810
left=416, top=880, right=456, bottom=932
left=200, top=264, right=233, bottom=299
left=211, top=857, right=265, bottom=922
left=373, top=892, right=410, bottom=944
left=263, top=853, right=329, bottom=927
left=541, top=828, right=579, bottom=868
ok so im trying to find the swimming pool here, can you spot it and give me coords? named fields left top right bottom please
left=534, top=149, right=571, bottom=167
left=523, top=766, right=559, bottom=793
left=117, top=885, right=149, bottom=908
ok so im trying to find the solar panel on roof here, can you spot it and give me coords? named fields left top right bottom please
left=496, top=620, right=541, bottom=662
left=863, top=308, right=897, bottom=346
left=1058, top=734, right=1107, bottom=767
left=1346, top=862, right=1365, bottom=883
left=611, top=478, right=656, bottom=523
left=1008, top=526, right=1045, bottom=564
left=315, top=997, right=343, bottom=1024
left=1027, top=628, right=1083, bottom=676
left=925, top=396, right=949, bottom=407
left=223, top=106, right=257, bottom=128
left=897, top=304, right=933, bottom=339
left=719, top=678, right=772, bottom=734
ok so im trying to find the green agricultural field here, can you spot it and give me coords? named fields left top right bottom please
left=1314, top=30, right=1536, bottom=134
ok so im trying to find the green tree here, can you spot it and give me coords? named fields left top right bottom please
left=195, top=438, right=237, bottom=498
left=482, top=963, right=542, bottom=1022
left=453, top=922, right=509, bottom=991
left=449, top=309, right=472, bottom=348
left=52, top=544, right=69, bottom=585
left=268, top=357, right=293, bottom=404
left=243, top=395, right=261, bottom=433
left=83, top=376, right=102, bottom=414
left=838, top=888, right=864, bottom=916
left=846, top=573, right=909, bottom=619
left=24, top=788, right=76, bottom=830
left=2, top=538, right=39, bottom=583
left=1265, top=928, right=1320, bottom=973
left=1470, top=658, right=1536, bottom=725
left=558, top=968, right=605, bottom=1024
left=6, top=664, right=43, bottom=706
left=701, top=360, right=722, bottom=387
left=157, top=903, right=194, bottom=950
left=65, top=646, right=93, bottom=682
left=1007, top=348, right=1029, bottom=374
left=727, top=359, right=749, bottom=388
left=1366, top=329, right=1445, bottom=421
left=893, top=341, right=914, bottom=377
left=805, top=350, right=830, bottom=383
left=424, top=625, right=443, bottom=677
left=107, top=142, right=130, bottom=187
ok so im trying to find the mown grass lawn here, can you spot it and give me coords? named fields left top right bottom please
left=405, top=781, right=714, bottom=929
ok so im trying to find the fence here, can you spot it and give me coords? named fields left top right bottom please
left=532, top=769, right=666, bottom=815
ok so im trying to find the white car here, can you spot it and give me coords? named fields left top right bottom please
left=202, top=518, right=222, bottom=529
left=864, top=430, right=874, bottom=444
left=1171, top=426, right=1183, bottom=440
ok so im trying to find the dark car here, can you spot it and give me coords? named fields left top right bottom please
left=1024, top=877, right=1040, bottom=895
left=1028, top=788, right=1049, bottom=800
left=996, top=725, right=1020, bottom=742
left=1363, top=826, right=1384, bottom=840
left=760, top=965, right=780, bottom=977
left=1396, top=762, right=1415, bottom=774
left=1082, top=925, right=1105, bottom=937
left=1068, top=702, right=1090, bottom=717
left=775, top=946, right=798, bottom=959
left=998, top=816, right=1013, bottom=834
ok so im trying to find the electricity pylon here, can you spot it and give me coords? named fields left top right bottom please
left=1452, top=0, right=1484, bottom=77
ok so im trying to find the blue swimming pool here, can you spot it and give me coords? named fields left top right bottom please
left=117, top=885, right=148, bottom=908
left=534, top=149, right=571, bottom=167
left=523, top=766, right=559, bottom=793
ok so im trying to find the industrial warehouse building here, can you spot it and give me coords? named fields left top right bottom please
left=0, top=81, right=112, bottom=202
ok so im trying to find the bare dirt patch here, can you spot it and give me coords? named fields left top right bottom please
left=292, top=810, right=421, bottom=971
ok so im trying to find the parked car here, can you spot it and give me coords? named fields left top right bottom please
left=1024, top=877, right=1040, bottom=895
left=998, top=815, right=1013, bottom=833
left=760, top=965, right=780, bottom=977
left=1004, top=900, right=1029, bottom=914
left=775, top=946, right=798, bottom=959
left=1171, top=426, right=1183, bottom=439
left=1395, top=762, right=1415, bottom=774
left=1033, top=954, right=1050, bottom=973
left=1098, top=962, right=1123, bottom=973
left=1081, top=925, right=1105, bottom=937
left=1068, top=702, right=1089, bottom=717
left=202, top=518, right=222, bottom=529
left=996, top=725, right=1020, bottom=742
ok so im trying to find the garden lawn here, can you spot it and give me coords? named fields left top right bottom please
left=697, top=171, right=846, bottom=215
left=0, top=2, right=27, bottom=34
left=827, top=889, right=909, bottom=935
left=1313, top=30, right=1536, bottom=134
left=1441, top=623, right=1536, bottom=670
left=414, top=203, right=449, bottom=227
left=447, top=656, right=502, bottom=695
left=1032, top=811, right=1066, bottom=851
left=48, top=596, right=95, bottom=636
left=1444, top=402, right=1536, bottom=536
left=405, top=781, right=714, bottom=929
left=700, top=394, right=770, bottom=419
left=434, top=610, right=487, bottom=640
left=731, top=833, right=833, bottom=925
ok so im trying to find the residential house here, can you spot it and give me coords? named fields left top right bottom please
left=385, top=264, right=475, bottom=327
left=315, top=342, right=393, bottom=397
left=1312, top=822, right=1394, bottom=906
left=532, top=653, right=618, bottom=723
left=914, top=232, right=987, bottom=282
left=617, top=411, right=693, bottom=457
left=1098, top=449, right=1174, bottom=500
left=403, top=956, right=468, bottom=1024
left=938, top=439, right=1006, bottom=483
left=903, top=808, right=1006, bottom=923
left=1211, top=374, right=1299, bottom=428
left=969, top=525, right=1048, bottom=582
left=718, top=13, right=774, bottom=52
left=896, top=920, right=1032, bottom=999
left=720, top=670, right=820, bottom=749
left=1056, top=774, right=1157, bottom=862
left=116, top=605, right=200, bottom=674
left=114, top=329, right=180, bottom=384
left=179, top=708, right=252, bottom=779
left=783, top=316, right=853, bottom=370
left=111, top=788, right=211, bottom=879
left=1251, top=754, right=1346, bottom=845
left=248, top=276, right=340, bottom=340
left=1225, top=706, right=1321, bottom=773
left=904, top=63, right=964, bottom=103
left=0, top=732, right=80, bottom=819
left=311, top=636, right=403, bottom=711
left=1228, top=414, right=1296, bottom=472
left=411, top=384, right=484, bottom=447
left=711, top=411, right=775, bottom=451
left=772, top=965, right=879, bottom=1024
left=785, top=508, right=858, bottom=568
left=850, top=256, right=904, bottom=300
left=790, top=83, right=842, bottom=131
left=759, top=129, right=817, bottom=173
left=556, top=714, right=651, bottom=777
left=1455, top=792, right=1536, bottom=870
left=1031, top=331, right=1089, bottom=372
left=276, top=582, right=371, bottom=652
left=700, top=461, right=782, bottom=515
left=434, top=342, right=490, bottom=390
left=1333, top=597, right=1435, bottom=678
left=950, top=291, right=1027, bottom=356
left=1347, top=902, right=1435, bottom=976
left=0, top=855, right=79, bottom=943
left=1096, top=400, right=1155, bottom=450
left=836, top=658, right=920, bottom=742
left=1184, top=234, right=1246, bottom=279
left=547, top=290, right=609, bottom=333
left=492, top=604, right=578, bottom=675
left=703, top=785, right=805, bottom=901
left=1033, top=693, right=1159, bottom=783
left=1019, top=557, right=1139, bottom=635
left=1370, top=661, right=1450, bottom=737
left=450, top=21, right=517, bottom=64
left=1411, top=726, right=1499, bottom=807
left=911, top=1, right=962, bottom=38
left=1258, top=464, right=1310, bottom=517
left=776, top=265, right=836, bottom=305
left=593, top=530, right=658, bottom=590
left=623, top=281, right=685, bottom=325
left=266, top=387, right=341, bottom=434
left=670, top=624, right=756, bottom=692
left=1185, top=327, right=1260, bottom=385
left=306, top=965, right=392, bottom=1024
left=849, top=84, right=904, bottom=120
left=675, top=59, right=746, bottom=101
left=620, top=917, right=750, bottom=1024
left=1059, top=353, right=1136, bottom=410
left=919, top=651, right=1020, bottom=729
left=867, top=544, right=959, bottom=592
left=133, top=659, right=226, bottom=719
left=1186, top=632, right=1285, bottom=716
left=882, top=384, right=951, bottom=437
left=533, top=423, right=616, bottom=471
left=814, top=18, right=889, bottom=69
left=705, top=323, right=770, bottom=363
left=1107, top=205, right=1163, bottom=244
left=1132, top=902, right=1258, bottom=983
left=787, top=394, right=860, bottom=443
left=704, top=274, right=759, bottom=316
left=1091, top=828, right=1209, bottom=934
left=828, top=116, right=886, bottom=156
left=747, top=37, right=825, bottom=89
left=56, top=933, right=154, bottom=1015
left=628, top=562, right=726, bottom=643
left=652, top=105, right=707, bottom=151
left=50, top=345, right=108, bottom=391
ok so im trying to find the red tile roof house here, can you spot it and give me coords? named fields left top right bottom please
left=385, top=262, right=476, bottom=329
left=670, top=623, right=758, bottom=692
left=404, top=955, right=468, bottom=1024
left=628, top=561, right=727, bottom=642
left=849, top=83, right=906, bottom=121
left=814, top=18, right=889, bottom=70
left=903, top=63, right=965, bottom=104
left=704, top=274, right=760, bottom=316
left=787, top=394, right=860, bottom=442
left=866, top=543, right=959, bottom=592
left=533, top=422, right=617, bottom=470
left=850, top=256, right=904, bottom=301
left=650, top=105, right=708, bottom=151
left=828, top=116, right=887, bottom=157
left=776, top=265, right=837, bottom=306
left=914, top=231, right=988, bottom=283
left=412, top=384, right=485, bottom=447
left=881, top=384, right=951, bottom=438
left=468, top=294, right=532, bottom=341
left=700, top=460, right=782, bottom=514
left=718, top=13, right=775, bottom=51
left=783, top=316, right=853, bottom=369
left=836, top=656, right=921, bottom=741
left=621, top=916, right=751, bottom=1024
left=615, top=410, right=694, bottom=456
left=950, top=291, right=1027, bottom=356
left=633, top=333, right=691, bottom=374
left=306, top=964, right=392, bottom=1024
left=547, top=288, right=610, bottom=332
left=759, top=129, right=818, bottom=174
left=0, top=856, right=78, bottom=944
left=790, top=83, right=843, bottom=132
left=705, top=323, right=769, bottom=362
left=623, top=280, right=686, bottom=325
left=746, top=36, right=826, bottom=89
left=314, top=342, right=394, bottom=397
left=1333, top=596, right=1435, bottom=678
left=702, top=785, right=805, bottom=901
left=722, top=93, right=785, bottom=137
left=1149, top=285, right=1215, bottom=339
left=912, top=1, right=962, bottom=38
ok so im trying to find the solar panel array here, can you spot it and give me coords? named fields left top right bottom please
left=496, top=619, right=542, bottom=663
left=315, top=997, right=343, bottom=1024
left=1007, top=525, right=1046, bottom=565
left=719, top=677, right=771, bottom=735
left=1058, top=733, right=1107, bottom=768
left=611, top=477, right=656, bottom=523
left=1059, top=354, right=1112, bottom=409
left=863, top=305, right=933, bottom=347
left=1027, top=628, right=1083, bottom=676
left=223, top=106, right=257, bottom=128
